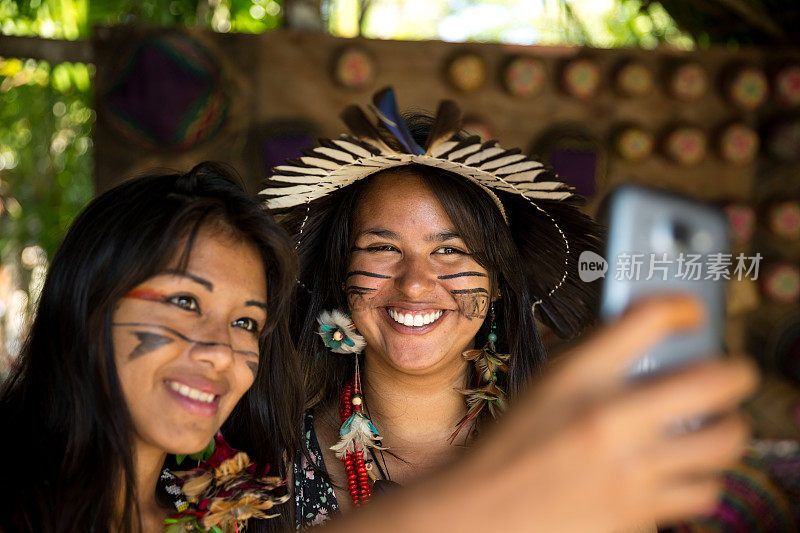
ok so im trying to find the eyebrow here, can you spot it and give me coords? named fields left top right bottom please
left=424, top=231, right=461, bottom=243
left=163, top=269, right=213, bottom=291
left=246, top=300, right=268, bottom=311
left=358, top=228, right=400, bottom=240
left=356, top=229, right=461, bottom=242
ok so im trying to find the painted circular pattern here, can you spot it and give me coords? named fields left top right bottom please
left=719, top=123, right=760, bottom=164
left=615, top=126, right=654, bottom=162
left=728, top=66, right=769, bottom=111
left=446, top=53, right=487, bottom=92
left=763, top=263, right=800, bottom=304
left=670, top=62, right=708, bottom=101
left=333, top=47, right=375, bottom=89
left=101, top=32, right=229, bottom=151
left=768, top=201, right=800, bottom=240
left=775, top=64, right=800, bottom=108
left=664, top=126, right=707, bottom=166
left=562, top=59, right=600, bottom=100
left=723, top=203, right=756, bottom=244
left=616, top=61, right=653, bottom=97
left=502, top=56, right=546, bottom=98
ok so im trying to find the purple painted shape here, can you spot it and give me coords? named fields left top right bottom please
left=550, top=148, right=598, bottom=198
left=106, top=43, right=208, bottom=143
left=262, top=135, right=316, bottom=174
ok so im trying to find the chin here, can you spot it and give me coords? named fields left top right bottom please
left=381, top=345, right=452, bottom=373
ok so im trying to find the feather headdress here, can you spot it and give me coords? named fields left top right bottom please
left=262, top=87, right=603, bottom=338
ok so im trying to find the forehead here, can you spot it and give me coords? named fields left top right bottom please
left=172, top=227, right=266, bottom=296
left=353, top=170, right=455, bottom=233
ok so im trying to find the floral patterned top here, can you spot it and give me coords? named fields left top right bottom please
left=294, top=411, right=340, bottom=529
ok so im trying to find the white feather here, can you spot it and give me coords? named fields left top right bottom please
left=428, top=140, right=458, bottom=158
left=498, top=169, right=547, bottom=182
left=447, top=142, right=482, bottom=160
left=299, top=156, right=342, bottom=170
left=479, top=153, right=527, bottom=170
left=491, top=161, right=542, bottom=174
left=330, top=412, right=385, bottom=459
left=274, top=165, right=329, bottom=176
left=317, top=309, right=366, bottom=354
left=269, top=175, right=326, bottom=184
left=332, top=139, right=373, bottom=158
left=520, top=190, right=573, bottom=200
left=313, top=147, right=357, bottom=163
left=464, top=147, right=505, bottom=165
left=263, top=194, right=316, bottom=209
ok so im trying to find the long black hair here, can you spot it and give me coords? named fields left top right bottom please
left=280, top=115, right=603, bottom=416
left=0, top=162, right=302, bottom=532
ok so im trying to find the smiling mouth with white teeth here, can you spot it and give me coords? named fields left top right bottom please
left=387, top=308, right=444, bottom=327
left=165, top=380, right=217, bottom=403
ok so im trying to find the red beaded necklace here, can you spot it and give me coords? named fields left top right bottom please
left=338, top=373, right=372, bottom=506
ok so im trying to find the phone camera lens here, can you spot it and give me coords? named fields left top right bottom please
left=671, top=222, right=691, bottom=247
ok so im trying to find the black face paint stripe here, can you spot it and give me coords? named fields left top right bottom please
left=128, top=331, right=174, bottom=360
left=346, top=285, right=377, bottom=292
left=245, top=360, right=258, bottom=378
left=113, top=322, right=259, bottom=358
left=346, top=271, right=391, bottom=279
left=450, top=288, right=489, bottom=295
left=438, top=272, right=488, bottom=280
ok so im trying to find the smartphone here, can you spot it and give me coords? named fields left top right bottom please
left=599, top=185, right=729, bottom=379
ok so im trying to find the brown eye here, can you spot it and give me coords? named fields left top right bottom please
left=232, top=317, right=259, bottom=334
left=433, top=247, right=466, bottom=255
left=167, top=294, right=199, bottom=312
left=366, top=245, right=399, bottom=253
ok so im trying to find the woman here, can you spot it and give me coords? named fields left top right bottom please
left=0, top=162, right=303, bottom=532
left=262, top=89, right=754, bottom=530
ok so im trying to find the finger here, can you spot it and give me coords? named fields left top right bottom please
left=615, top=358, right=758, bottom=440
left=648, top=413, right=749, bottom=480
left=547, top=295, right=705, bottom=396
left=652, top=474, right=724, bottom=524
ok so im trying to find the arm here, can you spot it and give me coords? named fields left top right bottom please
left=320, top=296, right=758, bottom=533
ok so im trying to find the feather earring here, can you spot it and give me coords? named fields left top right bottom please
left=317, top=308, right=383, bottom=507
left=450, top=302, right=509, bottom=443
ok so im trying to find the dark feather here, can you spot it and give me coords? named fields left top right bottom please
left=424, top=99, right=462, bottom=153
left=370, top=87, right=425, bottom=155
left=340, top=105, right=392, bottom=153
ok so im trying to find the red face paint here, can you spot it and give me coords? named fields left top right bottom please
left=125, top=288, right=166, bottom=302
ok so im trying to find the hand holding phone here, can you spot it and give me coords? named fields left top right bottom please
left=599, top=185, right=729, bottom=379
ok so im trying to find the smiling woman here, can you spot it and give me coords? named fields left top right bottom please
left=265, top=89, right=605, bottom=525
left=0, top=163, right=302, bottom=533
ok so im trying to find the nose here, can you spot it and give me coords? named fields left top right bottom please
left=395, top=253, right=436, bottom=299
left=188, top=316, right=235, bottom=370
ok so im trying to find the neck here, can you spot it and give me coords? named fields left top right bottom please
left=123, top=440, right=168, bottom=530
left=361, top=349, right=471, bottom=451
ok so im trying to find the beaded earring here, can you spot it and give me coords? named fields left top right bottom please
left=450, top=301, right=510, bottom=443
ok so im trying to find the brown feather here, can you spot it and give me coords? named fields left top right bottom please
left=424, top=99, right=462, bottom=153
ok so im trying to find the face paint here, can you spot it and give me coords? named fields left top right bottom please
left=114, top=322, right=259, bottom=359
left=128, top=330, right=174, bottom=360
left=437, top=272, right=488, bottom=280
left=344, top=271, right=386, bottom=311
left=125, top=288, right=168, bottom=302
left=450, top=288, right=489, bottom=320
left=346, top=270, right=391, bottom=280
